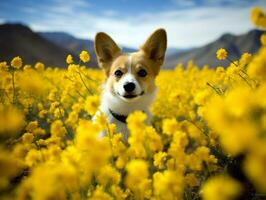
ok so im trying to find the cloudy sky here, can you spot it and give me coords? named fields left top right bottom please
left=0, top=0, right=266, bottom=48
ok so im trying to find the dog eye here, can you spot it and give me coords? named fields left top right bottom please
left=114, top=70, right=123, bottom=78
left=137, top=69, right=147, bottom=77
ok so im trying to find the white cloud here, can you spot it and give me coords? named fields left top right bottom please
left=29, top=2, right=266, bottom=48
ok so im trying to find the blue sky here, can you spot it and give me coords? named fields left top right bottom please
left=0, top=0, right=266, bottom=48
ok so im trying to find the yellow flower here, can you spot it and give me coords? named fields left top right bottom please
left=34, top=62, right=45, bottom=71
left=22, top=133, right=34, bottom=143
left=125, top=159, right=149, bottom=192
left=23, top=64, right=32, bottom=71
left=94, top=112, right=107, bottom=127
left=239, top=52, right=252, bottom=67
left=26, top=121, right=38, bottom=133
left=11, top=56, right=22, bottom=69
left=33, top=127, right=46, bottom=136
left=85, top=95, right=100, bottom=116
left=216, top=48, right=228, bottom=60
left=194, top=90, right=211, bottom=105
left=127, top=111, right=147, bottom=136
left=66, top=54, right=73, bottom=64
left=90, top=186, right=113, bottom=200
left=247, top=47, right=266, bottom=82
left=0, top=61, right=8, bottom=71
left=185, top=173, right=199, bottom=187
left=68, top=64, right=79, bottom=73
left=38, top=110, right=48, bottom=118
left=0, top=147, right=22, bottom=190
left=261, top=33, right=266, bottom=46
left=79, top=50, right=90, bottom=63
left=153, top=170, right=184, bottom=200
left=0, top=105, right=24, bottom=136
left=96, top=165, right=121, bottom=186
left=201, top=175, right=242, bottom=200
left=162, top=118, right=178, bottom=135
left=50, top=120, right=67, bottom=138
left=243, top=142, right=266, bottom=192
left=153, top=151, right=167, bottom=169
left=251, top=7, right=266, bottom=28
left=25, top=149, right=42, bottom=167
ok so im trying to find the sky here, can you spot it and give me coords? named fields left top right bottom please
left=0, top=0, right=266, bottom=48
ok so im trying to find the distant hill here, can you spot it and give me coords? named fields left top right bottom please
left=165, top=29, right=264, bottom=69
left=1, top=23, right=263, bottom=69
left=38, top=32, right=97, bottom=67
left=39, top=32, right=136, bottom=67
left=0, top=23, right=73, bottom=67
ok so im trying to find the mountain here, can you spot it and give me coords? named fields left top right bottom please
left=1, top=23, right=263, bottom=69
left=0, top=23, right=73, bottom=67
left=38, top=32, right=98, bottom=67
left=166, top=47, right=191, bottom=57
left=39, top=32, right=136, bottom=67
left=165, top=29, right=264, bottom=69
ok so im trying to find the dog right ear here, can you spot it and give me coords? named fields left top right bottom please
left=94, top=32, right=121, bottom=75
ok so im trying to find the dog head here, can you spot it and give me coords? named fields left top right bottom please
left=94, top=29, right=167, bottom=104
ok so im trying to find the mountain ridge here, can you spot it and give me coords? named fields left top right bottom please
left=165, top=29, right=263, bottom=69
left=0, top=23, right=263, bottom=69
left=0, top=23, right=73, bottom=67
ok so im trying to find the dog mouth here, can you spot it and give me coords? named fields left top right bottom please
left=119, top=91, right=145, bottom=99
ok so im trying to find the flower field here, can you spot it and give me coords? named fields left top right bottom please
left=0, top=7, right=266, bottom=200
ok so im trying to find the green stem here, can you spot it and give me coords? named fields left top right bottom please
left=11, top=70, right=16, bottom=104
left=206, top=82, right=222, bottom=95
left=77, top=70, right=93, bottom=95
left=226, top=57, right=238, bottom=67
left=238, top=73, right=252, bottom=88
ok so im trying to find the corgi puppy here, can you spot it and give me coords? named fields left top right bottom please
left=94, top=29, right=167, bottom=142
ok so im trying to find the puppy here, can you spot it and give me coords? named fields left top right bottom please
left=94, top=29, right=167, bottom=142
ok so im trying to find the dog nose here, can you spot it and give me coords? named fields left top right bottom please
left=123, top=82, right=135, bottom=92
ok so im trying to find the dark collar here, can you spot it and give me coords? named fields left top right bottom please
left=109, top=108, right=127, bottom=123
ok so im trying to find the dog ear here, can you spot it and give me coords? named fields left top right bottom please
left=141, top=28, right=167, bottom=66
left=94, top=32, right=122, bottom=74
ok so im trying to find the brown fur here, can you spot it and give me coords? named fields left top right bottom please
left=94, top=28, right=167, bottom=77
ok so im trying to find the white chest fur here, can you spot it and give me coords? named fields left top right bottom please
left=97, top=89, right=154, bottom=142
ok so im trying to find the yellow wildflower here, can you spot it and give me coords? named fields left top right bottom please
left=79, top=50, right=90, bottom=63
left=23, top=64, right=31, bottom=71
left=34, top=62, right=45, bottom=71
left=251, top=7, right=266, bottom=28
left=125, top=159, right=149, bottom=192
left=239, top=52, right=252, bottom=67
left=185, top=173, right=199, bottom=187
left=85, top=95, right=100, bottom=116
left=68, top=64, right=79, bottom=73
left=90, top=186, right=113, bottom=200
left=162, top=118, right=178, bottom=135
left=22, top=133, right=34, bottom=143
left=243, top=142, right=266, bottom=192
left=0, top=147, right=22, bottom=190
left=261, top=33, right=266, bottom=46
left=66, top=54, right=74, bottom=64
left=0, top=61, right=8, bottom=71
left=11, top=56, right=22, bottom=69
left=153, top=151, right=167, bottom=169
left=96, top=165, right=121, bottom=186
left=26, top=121, right=38, bottom=133
left=216, top=48, right=228, bottom=60
left=50, top=120, right=67, bottom=138
left=153, top=170, right=184, bottom=200
left=0, top=105, right=24, bottom=136
left=201, top=175, right=242, bottom=200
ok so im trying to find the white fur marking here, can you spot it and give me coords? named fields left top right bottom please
left=127, top=54, right=132, bottom=73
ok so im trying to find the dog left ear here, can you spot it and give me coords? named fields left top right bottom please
left=141, top=28, right=167, bottom=66
left=94, top=32, right=122, bottom=75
